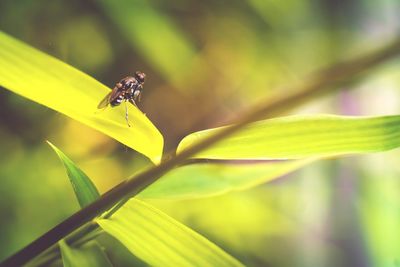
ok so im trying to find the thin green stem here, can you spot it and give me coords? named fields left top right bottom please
left=2, top=37, right=400, bottom=267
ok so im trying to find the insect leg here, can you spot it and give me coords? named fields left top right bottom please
left=138, top=91, right=142, bottom=102
left=129, top=98, right=137, bottom=107
left=124, top=101, right=131, bottom=127
left=133, top=88, right=142, bottom=103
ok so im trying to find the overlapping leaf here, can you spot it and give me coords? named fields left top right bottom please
left=178, top=114, right=400, bottom=160
left=140, top=159, right=313, bottom=199
left=97, top=198, right=244, bottom=267
left=0, top=31, right=163, bottom=164
left=47, top=141, right=100, bottom=207
left=60, top=240, right=112, bottom=267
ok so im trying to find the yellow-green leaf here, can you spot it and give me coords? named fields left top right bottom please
left=140, top=159, right=313, bottom=200
left=178, top=114, right=400, bottom=160
left=0, top=31, right=163, bottom=164
left=47, top=141, right=100, bottom=208
left=59, top=240, right=113, bottom=267
left=97, top=198, right=244, bottom=267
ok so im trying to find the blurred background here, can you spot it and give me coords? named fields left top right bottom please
left=1, top=0, right=400, bottom=266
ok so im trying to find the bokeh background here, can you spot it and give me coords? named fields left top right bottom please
left=1, top=0, right=400, bottom=266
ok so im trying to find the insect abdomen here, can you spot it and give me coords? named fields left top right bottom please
left=110, top=94, right=124, bottom=106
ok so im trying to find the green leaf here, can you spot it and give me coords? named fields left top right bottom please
left=59, top=240, right=113, bottom=267
left=0, top=31, right=163, bottom=164
left=178, top=114, right=400, bottom=160
left=97, top=198, right=244, bottom=267
left=140, top=159, right=313, bottom=199
left=47, top=141, right=100, bottom=208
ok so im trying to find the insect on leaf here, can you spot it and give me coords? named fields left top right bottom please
left=0, top=31, right=163, bottom=164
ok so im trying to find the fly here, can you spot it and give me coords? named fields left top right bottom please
left=98, top=71, right=146, bottom=127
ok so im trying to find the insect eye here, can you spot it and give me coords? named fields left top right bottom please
left=135, top=71, right=146, bottom=83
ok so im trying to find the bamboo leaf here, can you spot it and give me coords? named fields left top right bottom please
left=59, top=240, right=113, bottom=267
left=0, top=31, right=163, bottom=164
left=140, top=159, right=313, bottom=200
left=97, top=198, right=244, bottom=267
left=178, top=114, right=400, bottom=160
left=47, top=141, right=100, bottom=208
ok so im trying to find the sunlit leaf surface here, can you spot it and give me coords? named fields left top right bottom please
left=178, top=115, right=400, bottom=160
left=47, top=141, right=99, bottom=208
left=0, top=31, right=163, bottom=164
left=59, top=240, right=113, bottom=267
left=140, top=159, right=313, bottom=199
left=97, top=198, right=244, bottom=267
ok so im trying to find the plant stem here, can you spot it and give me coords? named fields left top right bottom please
left=27, top=226, right=103, bottom=267
left=2, top=37, right=400, bottom=267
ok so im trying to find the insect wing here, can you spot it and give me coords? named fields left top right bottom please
left=97, top=92, right=112, bottom=109
left=97, top=83, right=123, bottom=109
left=109, top=81, right=128, bottom=103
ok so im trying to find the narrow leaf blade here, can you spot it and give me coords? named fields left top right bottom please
left=0, top=31, right=163, bottom=164
left=59, top=240, right=113, bottom=267
left=97, top=198, right=244, bottom=267
left=140, top=159, right=313, bottom=200
left=178, top=115, right=400, bottom=160
left=47, top=141, right=100, bottom=208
